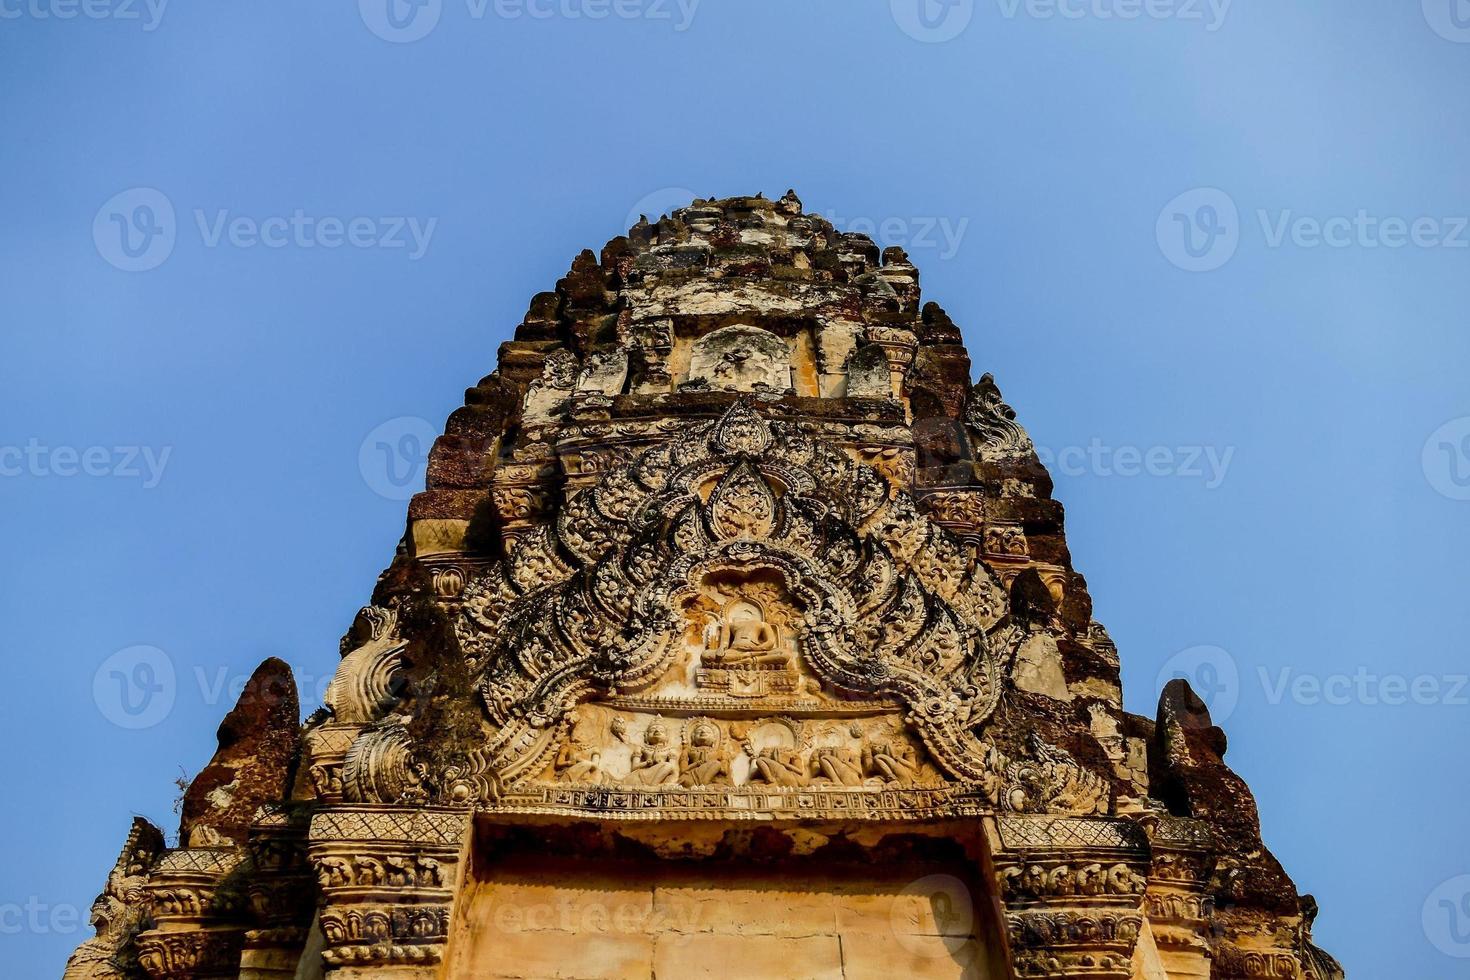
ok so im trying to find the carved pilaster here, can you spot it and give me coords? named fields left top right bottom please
left=988, top=815, right=1150, bottom=979
left=489, top=460, right=557, bottom=544
left=307, top=805, right=472, bottom=977
left=239, top=805, right=317, bottom=979
left=135, top=848, right=247, bottom=980
left=1142, top=816, right=1217, bottom=979
left=304, top=724, right=359, bottom=803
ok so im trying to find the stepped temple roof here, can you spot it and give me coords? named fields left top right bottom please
left=66, top=191, right=1342, bottom=980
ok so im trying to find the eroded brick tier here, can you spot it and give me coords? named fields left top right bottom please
left=67, top=192, right=1342, bottom=980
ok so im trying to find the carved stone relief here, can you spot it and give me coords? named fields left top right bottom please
left=533, top=705, right=942, bottom=792
left=442, top=403, right=1013, bottom=807
left=684, top=324, right=792, bottom=393
left=843, top=342, right=892, bottom=398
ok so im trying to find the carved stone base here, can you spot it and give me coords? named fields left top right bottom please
left=136, top=848, right=247, bottom=980
left=307, top=805, right=472, bottom=977
left=1143, top=816, right=1217, bottom=979
left=988, top=815, right=1151, bottom=980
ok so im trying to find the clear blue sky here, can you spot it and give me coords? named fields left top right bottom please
left=3, top=2, right=1468, bottom=975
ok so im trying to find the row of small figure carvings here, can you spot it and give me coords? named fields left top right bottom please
left=553, top=717, right=933, bottom=788
left=315, top=853, right=447, bottom=891
left=999, top=862, right=1149, bottom=900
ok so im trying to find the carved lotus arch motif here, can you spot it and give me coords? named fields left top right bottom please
left=448, top=401, right=1011, bottom=800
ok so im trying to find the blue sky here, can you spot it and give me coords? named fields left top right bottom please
left=3, top=1, right=1469, bottom=975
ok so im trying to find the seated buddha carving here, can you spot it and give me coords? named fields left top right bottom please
left=701, top=600, right=795, bottom=672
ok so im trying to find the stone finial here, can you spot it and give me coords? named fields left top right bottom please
left=965, top=372, right=1036, bottom=458
left=919, top=300, right=963, bottom=343
left=1153, top=677, right=1300, bottom=917
left=178, top=658, right=300, bottom=848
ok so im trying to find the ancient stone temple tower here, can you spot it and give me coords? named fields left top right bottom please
left=67, top=192, right=1343, bottom=980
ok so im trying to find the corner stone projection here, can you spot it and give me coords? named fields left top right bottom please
left=65, top=191, right=1344, bottom=980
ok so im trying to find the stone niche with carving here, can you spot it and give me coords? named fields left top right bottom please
left=66, top=192, right=1344, bottom=980
left=681, top=323, right=795, bottom=394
